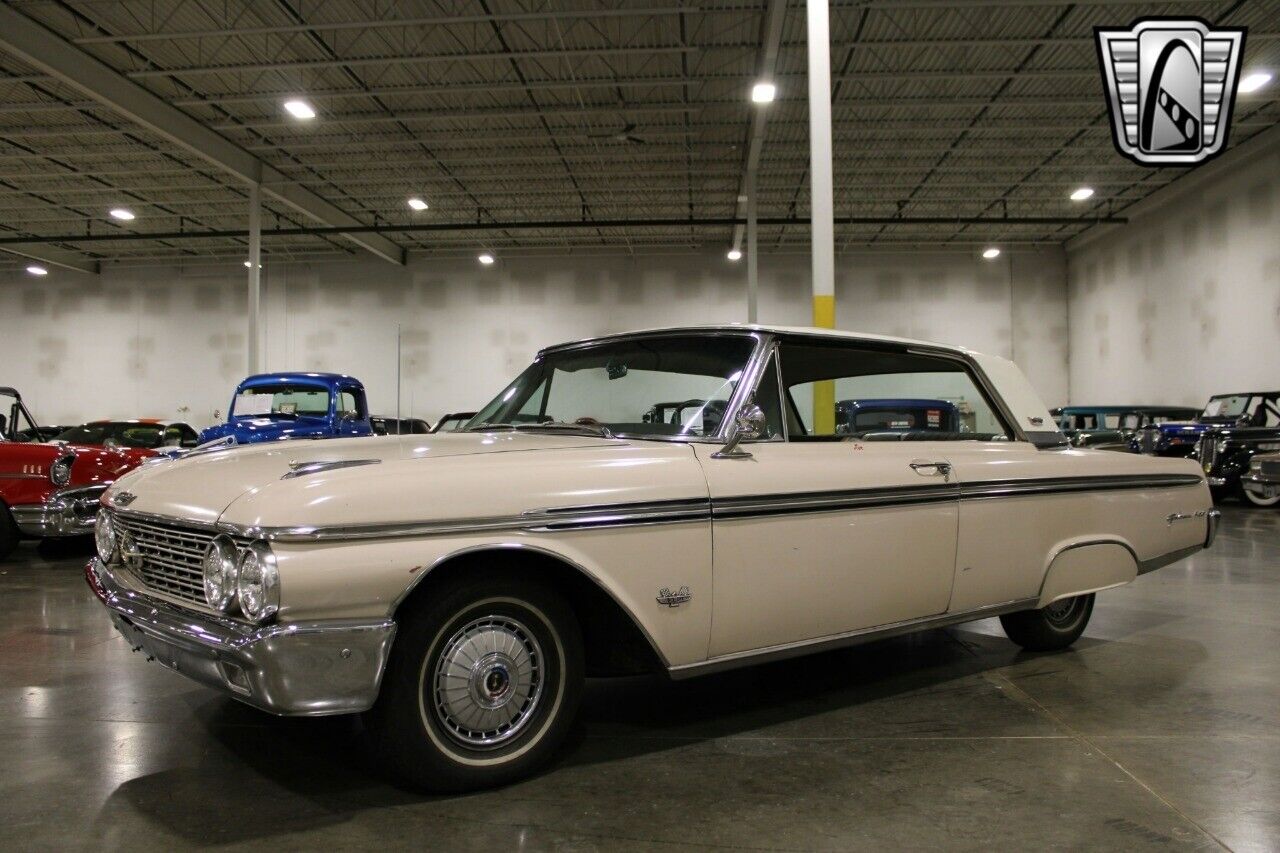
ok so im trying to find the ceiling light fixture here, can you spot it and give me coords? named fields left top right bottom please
left=751, top=82, right=776, bottom=104
left=283, top=99, right=316, bottom=119
left=478, top=253, right=495, bottom=265
left=1070, top=187, right=1095, bottom=201
left=407, top=197, right=428, bottom=211
left=109, top=208, right=135, bottom=221
left=727, top=249, right=743, bottom=261
left=26, top=265, right=48, bottom=276
left=1239, top=71, right=1273, bottom=93
left=982, top=247, right=1001, bottom=260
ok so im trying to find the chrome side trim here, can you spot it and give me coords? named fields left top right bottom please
left=668, top=597, right=1039, bottom=680
left=109, top=474, right=1204, bottom=544
left=958, top=473, right=1203, bottom=500
left=1138, top=544, right=1203, bottom=575
left=713, top=483, right=958, bottom=519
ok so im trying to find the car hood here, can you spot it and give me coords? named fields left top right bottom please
left=104, top=431, right=685, bottom=527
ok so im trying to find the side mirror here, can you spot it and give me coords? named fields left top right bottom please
left=713, top=401, right=766, bottom=459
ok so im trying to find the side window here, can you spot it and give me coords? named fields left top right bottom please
left=776, top=340, right=1012, bottom=441
left=338, top=389, right=363, bottom=418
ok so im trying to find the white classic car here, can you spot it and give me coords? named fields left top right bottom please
left=87, top=326, right=1218, bottom=791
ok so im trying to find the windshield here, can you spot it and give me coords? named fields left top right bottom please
left=467, top=334, right=757, bottom=439
left=54, top=422, right=167, bottom=449
left=232, top=384, right=331, bottom=418
left=1201, top=395, right=1251, bottom=419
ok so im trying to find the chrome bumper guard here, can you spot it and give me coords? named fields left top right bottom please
left=1204, top=509, right=1221, bottom=548
left=11, top=484, right=106, bottom=537
left=86, top=557, right=396, bottom=716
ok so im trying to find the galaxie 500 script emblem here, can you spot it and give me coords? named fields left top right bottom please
left=656, top=586, right=692, bottom=608
left=1095, top=18, right=1245, bottom=165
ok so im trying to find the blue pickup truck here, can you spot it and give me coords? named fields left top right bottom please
left=1134, top=392, right=1280, bottom=457
left=198, top=372, right=374, bottom=446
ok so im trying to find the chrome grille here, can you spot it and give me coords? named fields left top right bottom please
left=113, top=514, right=242, bottom=608
left=1198, top=434, right=1218, bottom=472
left=1139, top=430, right=1157, bottom=454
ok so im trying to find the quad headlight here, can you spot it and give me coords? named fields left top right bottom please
left=50, top=453, right=74, bottom=487
left=202, top=534, right=240, bottom=611
left=235, top=541, right=279, bottom=622
left=94, top=509, right=117, bottom=563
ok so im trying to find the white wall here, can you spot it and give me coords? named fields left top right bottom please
left=1065, top=128, right=1280, bottom=407
left=0, top=247, right=1067, bottom=429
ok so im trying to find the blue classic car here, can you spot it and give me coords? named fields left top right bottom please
left=198, top=373, right=374, bottom=446
left=1050, top=405, right=1198, bottom=452
left=835, top=398, right=961, bottom=437
left=1135, top=392, right=1280, bottom=457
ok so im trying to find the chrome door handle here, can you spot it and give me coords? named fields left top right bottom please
left=910, top=460, right=952, bottom=478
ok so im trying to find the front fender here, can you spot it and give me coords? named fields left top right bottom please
left=268, top=523, right=713, bottom=669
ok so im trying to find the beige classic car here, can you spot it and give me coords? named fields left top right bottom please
left=86, top=325, right=1219, bottom=791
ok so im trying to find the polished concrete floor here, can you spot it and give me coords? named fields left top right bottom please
left=1, top=507, right=1277, bottom=851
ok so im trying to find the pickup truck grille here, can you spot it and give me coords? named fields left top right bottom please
left=113, top=514, right=243, bottom=608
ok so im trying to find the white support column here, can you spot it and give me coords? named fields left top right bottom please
left=807, top=0, right=836, bottom=431
left=746, top=176, right=759, bottom=324
left=247, top=184, right=262, bottom=375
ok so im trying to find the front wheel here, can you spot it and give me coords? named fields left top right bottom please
left=365, top=570, right=584, bottom=792
left=999, top=593, right=1095, bottom=652
left=1242, top=483, right=1280, bottom=508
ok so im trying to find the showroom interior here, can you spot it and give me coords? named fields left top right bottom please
left=0, top=0, right=1278, bottom=849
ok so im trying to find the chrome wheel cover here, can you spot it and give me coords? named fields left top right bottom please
left=1044, top=598, right=1078, bottom=625
left=430, top=615, right=544, bottom=750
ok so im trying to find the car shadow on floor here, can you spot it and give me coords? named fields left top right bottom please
left=91, top=624, right=1084, bottom=845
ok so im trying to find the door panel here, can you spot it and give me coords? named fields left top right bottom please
left=694, top=441, right=958, bottom=657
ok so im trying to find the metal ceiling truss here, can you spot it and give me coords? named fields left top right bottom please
left=0, top=0, right=1275, bottom=265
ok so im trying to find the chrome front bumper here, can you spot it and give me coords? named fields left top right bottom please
left=86, top=557, right=397, bottom=716
left=11, top=484, right=106, bottom=537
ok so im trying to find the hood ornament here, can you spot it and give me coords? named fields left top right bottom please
left=282, top=458, right=382, bottom=480
left=112, top=491, right=138, bottom=507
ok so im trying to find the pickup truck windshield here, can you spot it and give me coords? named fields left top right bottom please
left=232, top=385, right=331, bottom=417
left=1201, top=395, right=1251, bottom=419
left=468, top=335, right=756, bottom=439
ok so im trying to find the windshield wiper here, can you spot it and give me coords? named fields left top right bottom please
left=467, top=421, right=614, bottom=439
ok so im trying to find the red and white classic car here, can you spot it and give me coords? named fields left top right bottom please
left=0, top=389, right=164, bottom=560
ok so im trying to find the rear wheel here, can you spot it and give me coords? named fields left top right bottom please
left=0, top=504, right=19, bottom=561
left=999, top=593, right=1095, bottom=652
left=365, top=569, right=583, bottom=792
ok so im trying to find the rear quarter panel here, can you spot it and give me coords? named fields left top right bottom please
left=949, top=446, right=1210, bottom=613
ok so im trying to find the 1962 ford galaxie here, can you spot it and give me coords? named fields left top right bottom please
left=86, top=326, right=1218, bottom=791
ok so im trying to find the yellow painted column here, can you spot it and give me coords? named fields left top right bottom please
left=812, top=294, right=835, bottom=433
